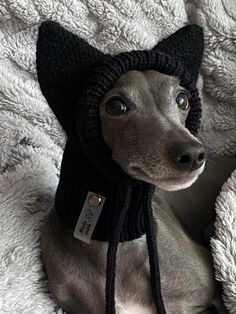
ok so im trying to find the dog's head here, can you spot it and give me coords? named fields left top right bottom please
left=100, top=70, right=205, bottom=191
left=37, top=22, right=204, bottom=191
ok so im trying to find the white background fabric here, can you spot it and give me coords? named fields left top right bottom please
left=0, top=0, right=236, bottom=312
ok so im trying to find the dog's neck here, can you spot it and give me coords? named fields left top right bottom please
left=55, top=139, right=154, bottom=242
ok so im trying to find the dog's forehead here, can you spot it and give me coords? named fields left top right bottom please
left=115, top=70, right=180, bottom=93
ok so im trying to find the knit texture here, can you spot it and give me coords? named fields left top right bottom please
left=36, top=21, right=203, bottom=314
left=56, top=140, right=146, bottom=241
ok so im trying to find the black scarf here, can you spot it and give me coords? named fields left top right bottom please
left=36, top=21, right=204, bottom=314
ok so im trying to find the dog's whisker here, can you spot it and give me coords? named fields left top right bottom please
left=207, top=158, right=217, bottom=168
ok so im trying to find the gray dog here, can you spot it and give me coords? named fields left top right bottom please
left=41, top=70, right=234, bottom=313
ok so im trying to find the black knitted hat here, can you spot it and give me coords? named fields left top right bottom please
left=37, top=21, right=204, bottom=314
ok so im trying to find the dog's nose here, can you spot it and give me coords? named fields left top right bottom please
left=168, top=141, right=206, bottom=171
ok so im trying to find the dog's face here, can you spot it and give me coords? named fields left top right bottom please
left=100, top=70, right=206, bottom=191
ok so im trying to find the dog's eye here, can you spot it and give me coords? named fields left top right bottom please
left=176, top=92, right=190, bottom=110
left=106, top=98, right=128, bottom=115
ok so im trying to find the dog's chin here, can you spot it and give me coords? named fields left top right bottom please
left=126, top=164, right=205, bottom=192
left=155, top=174, right=199, bottom=191
left=155, top=165, right=205, bottom=191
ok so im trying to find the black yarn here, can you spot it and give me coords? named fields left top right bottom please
left=144, top=184, right=166, bottom=313
left=36, top=21, right=204, bottom=314
left=105, top=185, right=132, bottom=314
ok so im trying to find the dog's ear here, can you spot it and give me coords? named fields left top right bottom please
left=36, top=21, right=105, bottom=136
left=153, top=25, right=204, bottom=82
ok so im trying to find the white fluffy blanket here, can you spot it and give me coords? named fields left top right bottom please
left=0, top=0, right=236, bottom=313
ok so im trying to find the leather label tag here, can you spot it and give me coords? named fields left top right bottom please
left=74, top=191, right=106, bottom=244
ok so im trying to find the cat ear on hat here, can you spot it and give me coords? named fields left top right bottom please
left=36, top=21, right=105, bottom=137
left=153, top=24, right=204, bottom=82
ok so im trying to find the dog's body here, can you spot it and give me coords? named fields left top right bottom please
left=42, top=192, right=226, bottom=314
left=41, top=71, right=234, bottom=313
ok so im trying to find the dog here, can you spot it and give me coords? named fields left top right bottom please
left=41, top=70, right=232, bottom=313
